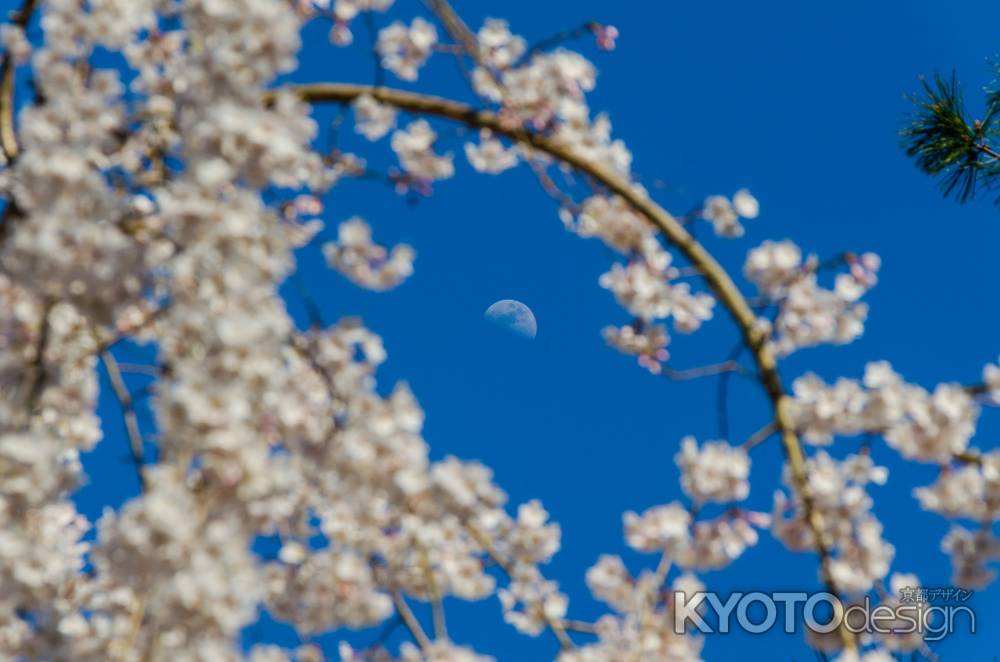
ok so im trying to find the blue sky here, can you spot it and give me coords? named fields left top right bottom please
left=15, top=0, right=1000, bottom=659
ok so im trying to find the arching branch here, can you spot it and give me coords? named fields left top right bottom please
left=272, top=81, right=856, bottom=649
left=0, top=0, right=39, bottom=161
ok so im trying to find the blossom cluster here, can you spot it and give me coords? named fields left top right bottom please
left=565, top=458, right=768, bottom=661
left=376, top=18, right=437, bottom=81
left=786, top=361, right=979, bottom=463
left=773, top=451, right=893, bottom=594
left=0, top=1, right=567, bottom=659
left=323, top=217, right=415, bottom=291
left=744, top=241, right=879, bottom=356
left=702, top=188, right=759, bottom=237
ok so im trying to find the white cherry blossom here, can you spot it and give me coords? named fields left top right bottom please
left=984, top=356, right=1000, bottom=403
left=391, top=119, right=455, bottom=182
left=353, top=93, right=397, bottom=141
left=675, top=436, right=751, bottom=504
left=623, top=502, right=691, bottom=553
left=323, top=217, right=415, bottom=291
left=377, top=17, right=437, bottom=81
left=464, top=130, right=519, bottom=173
left=476, top=19, right=525, bottom=70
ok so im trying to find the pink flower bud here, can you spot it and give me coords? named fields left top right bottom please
left=593, top=24, right=619, bottom=51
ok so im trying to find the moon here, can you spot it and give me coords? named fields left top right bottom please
left=485, top=299, right=537, bottom=339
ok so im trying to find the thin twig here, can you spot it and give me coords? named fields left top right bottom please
left=561, top=620, right=597, bottom=635
left=674, top=266, right=703, bottom=278
left=653, top=550, right=672, bottom=586
left=662, top=360, right=748, bottom=382
left=100, top=350, right=147, bottom=490
left=114, top=363, right=162, bottom=378
left=527, top=157, right=581, bottom=215
left=289, top=332, right=337, bottom=398
left=18, top=299, right=51, bottom=428
left=391, top=590, right=432, bottom=651
left=742, top=421, right=778, bottom=451
left=432, top=43, right=465, bottom=54
left=422, top=0, right=493, bottom=89
left=415, top=543, right=448, bottom=640
left=525, top=21, right=598, bottom=59
left=422, top=0, right=479, bottom=63
left=716, top=344, right=746, bottom=440
left=0, top=199, right=20, bottom=248
left=361, top=614, right=404, bottom=654
left=429, top=595, right=447, bottom=642
left=965, top=381, right=989, bottom=396
left=290, top=269, right=325, bottom=329
left=974, top=141, right=1000, bottom=163
left=94, top=303, right=169, bottom=353
left=953, top=449, right=983, bottom=465
left=363, top=10, right=386, bottom=88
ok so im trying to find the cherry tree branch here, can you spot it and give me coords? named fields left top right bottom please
left=525, top=21, right=601, bottom=59
left=276, top=80, right=856, bottom=650
left=391, top=590, right=433, bottom=651
left=414, top=542, right=448, bottom=641
left=954, top=449, right=984, bottom=465
left=965, top=382, right=990, bottom=397
left=114, top=362, right=162, bottom=378
left=422, top=0, right=480, bottom=65
left=20, top=298, right=50, bottom=421
left=561, top=620, right=597, bottom=635
left=0, top=0, right=39, bottom=161
left=100, top=350, right=147, bottom=490
left=742, top=421, right=778, bottom=452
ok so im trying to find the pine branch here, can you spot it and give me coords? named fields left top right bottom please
left=901, top=73, right=1000, bottom=203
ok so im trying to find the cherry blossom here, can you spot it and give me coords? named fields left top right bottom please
left=601, top=323, right=670, bottom=374
left=773, top=451, right=893, bottom=594
left=675, top=436, right=751, bottom=505
left=476, top=19, right=526, bottom=70
left=593, top=24, right=619, bottom=52
left=323, top=217, right=415, bottom=291
left=787, top=362, right=979, bottom=463
left=942, top=525, right=1000, bottom=589
left=623, top=502, right=691, bottom=553
left=391, top=119, right=455, bottom=183
left=599, top=261, right=715, bottom=331
left=376, top=17, right=437, bottom=81
left=464, top=130, right=519, bottom=173
left=353, top=94, right=397, bottom=141
left=984, top=356, right=1000, bottom=403
left=745, top=240, right=878, bottom=356
left=914, top=451, right=1000, bottom=520
left=702, top=189, right=758, bottom=237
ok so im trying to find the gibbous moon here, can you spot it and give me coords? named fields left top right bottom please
left=485, top=299, right=537, bottom=339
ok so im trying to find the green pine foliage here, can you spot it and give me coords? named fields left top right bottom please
left=902, top=70, right=1000, bottom=204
